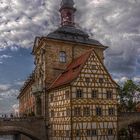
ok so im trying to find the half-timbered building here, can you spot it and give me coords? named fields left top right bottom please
left=17, top=73, right=35, bottom=117
left=48, top=49, right=118, bottom=140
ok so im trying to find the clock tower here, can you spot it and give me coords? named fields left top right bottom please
left=60, top=0, right=76, bottom=26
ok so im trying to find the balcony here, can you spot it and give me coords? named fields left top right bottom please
left=32, top=85, right=44, bottom=96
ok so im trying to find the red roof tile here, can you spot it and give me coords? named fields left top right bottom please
left=48, top=49, right=93, bottom=90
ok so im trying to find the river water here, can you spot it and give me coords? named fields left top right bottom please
left=0, top=136, right=13, bottom=140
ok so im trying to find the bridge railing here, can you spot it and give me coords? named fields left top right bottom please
left=0, top=116, right=44, bottom=122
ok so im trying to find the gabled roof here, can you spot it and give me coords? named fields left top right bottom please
left=48, top=49, right=93, bottom=90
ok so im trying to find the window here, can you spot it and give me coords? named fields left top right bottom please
left=96, top=107, right=102, bottom=116
left=108, top=108, right=115, bottom=115
left=99, top=77, right=104, bottom=83
left=59, top=51, right=66, bottom=63
left=91, top=129, right=97, bottom=136
left=108, top=129, right=113, bottom=135
left=76, top=89, right=83, bottom=98
left=83, top=107, right=90, bottom=116
left=85, top=78, right=90, bottom=83
left=66, top=130, right=70, bottom=137
left=66, top=108, right=71, bottom=117
left=51, top=110, right=54, bottom=117
left=106, top=91, right=112, bottom=99
left=74, top=107, right=81, bottom=116
left=92, top=90, right=97, bottom=99
left=50, top=94, right=54, bottom=102
left=76, top=130, right=81, bottom=137
left=86, top=130, right=91, bottom=137
left=65, top=90, right=70, bottom=99
left=92, top=65, right=96, bottom=69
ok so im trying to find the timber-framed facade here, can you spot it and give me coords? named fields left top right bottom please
left=48, top=49, right=118, bottom=140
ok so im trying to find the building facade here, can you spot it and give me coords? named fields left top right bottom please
left=18, top=0, right=118, bottom=139
left=48, top=49, right=118, bottom=140
left=18, top=73, right=35, bottom=117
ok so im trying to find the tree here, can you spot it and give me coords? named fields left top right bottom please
left=118, top=80, right=140, bottom=112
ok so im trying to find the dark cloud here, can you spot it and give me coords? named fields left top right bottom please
left=0, top=0, right=140, bottom=113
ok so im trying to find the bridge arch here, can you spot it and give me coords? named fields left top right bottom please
left=0, top=126, right=41, bottom=140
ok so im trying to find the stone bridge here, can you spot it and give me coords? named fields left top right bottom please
left=118, top=112, right=140, bottom=130
left=0, top=117, right=47, bottom=140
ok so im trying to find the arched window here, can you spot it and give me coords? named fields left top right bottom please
left=59, top=51, right=66, bottom=63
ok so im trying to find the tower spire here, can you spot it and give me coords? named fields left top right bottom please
left=60, top=0, right=76, bottom=26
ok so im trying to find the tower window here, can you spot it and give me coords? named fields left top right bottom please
left=59, top=51, right=66, bottom=63
left=96, top=107, right=102, bottom=116
left=76, top=89, right=83, bottom=98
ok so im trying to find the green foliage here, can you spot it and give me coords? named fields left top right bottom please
left=118, top=128, right=129, bottom=140
left=118, top=80, right=140, bottom=112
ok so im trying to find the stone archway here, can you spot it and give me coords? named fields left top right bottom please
left=0, top=126, right=41, bottom=140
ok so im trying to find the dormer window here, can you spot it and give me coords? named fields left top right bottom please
left=59, top=51, right=66, bottom=63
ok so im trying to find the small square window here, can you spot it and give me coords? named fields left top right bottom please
left=85, top=78, right=90, bottom=83
left=65, top=90, right=70, bottom=99
left=76, top=89, right=83, bottom=98
left=91, top=129, right=97, bottom=136
left=66, top=108, right=71, bottom=117
left=86, top=130, right=91, bottom=137
left=51, top=110, right=54, bottom=117
left=66, top=130, right=70, bottom=137
left=74, top=107, right=81, bottom=116
left=83, top=107, right=90, bottom=116
left=92, top=65, right=96, bottom=69
left=50, top=94, right=54, bottom=102
left=106, top=91, right=112, bottom=99
left=99, top=78, right=104, bottom=83
left=96, top=107, right=102, bottom=116
left=108, top=129, right=113, bottom=135
left=92, top=90, right=97, bottom=99
left=108, top=108, right=115, bottom=115
left=76, top=130, right=81, bottom=137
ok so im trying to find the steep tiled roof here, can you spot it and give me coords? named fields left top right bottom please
left=48, top=49, right=93, bottom=90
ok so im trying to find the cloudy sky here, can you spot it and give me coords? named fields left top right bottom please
left=0, top=0, right=140, bottom=114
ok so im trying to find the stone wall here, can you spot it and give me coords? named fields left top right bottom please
left=118, top=112, right=140, bottom=130
left=0, top=117, right=46, bottom=140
